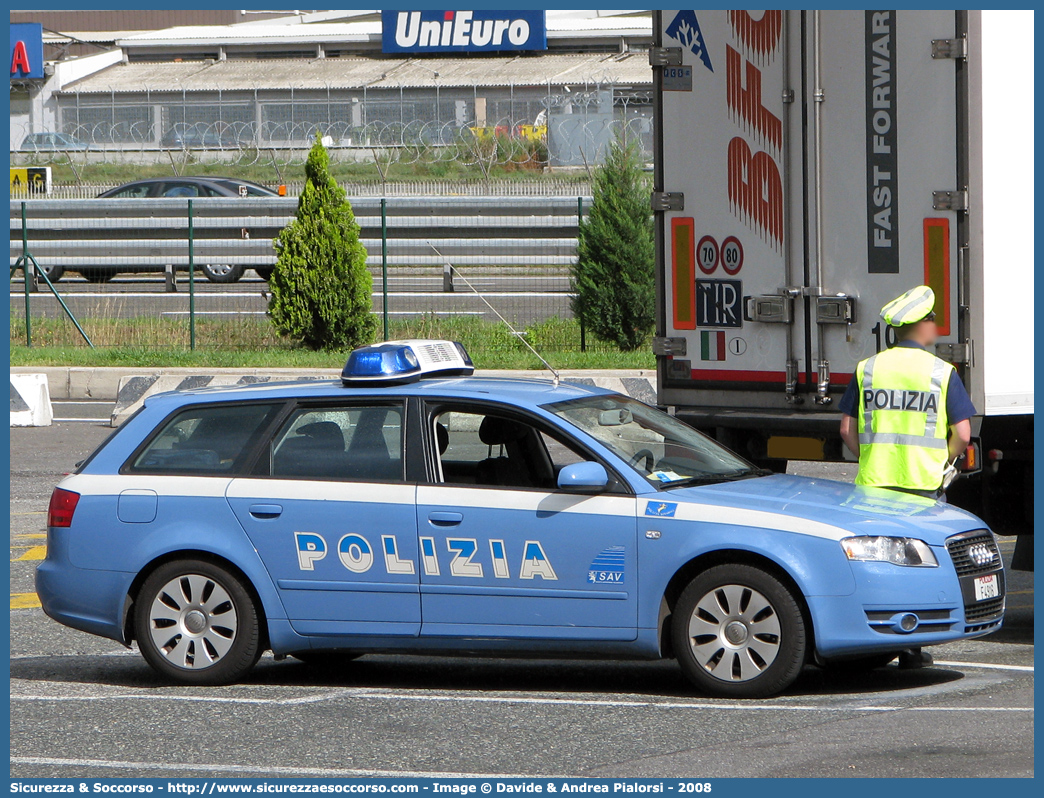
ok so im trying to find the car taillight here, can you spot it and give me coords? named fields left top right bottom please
left=48, top=488, right=80, bottom=528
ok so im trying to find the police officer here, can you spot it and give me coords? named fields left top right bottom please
left=839, top=285, right=976, bottom=499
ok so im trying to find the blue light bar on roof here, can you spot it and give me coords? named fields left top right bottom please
left=341, top=339, right=475, bottom=385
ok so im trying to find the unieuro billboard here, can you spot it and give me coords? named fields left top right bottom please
left=10, top=23, right=44, bottom=80
left=382, top=10, right=547, bottom=54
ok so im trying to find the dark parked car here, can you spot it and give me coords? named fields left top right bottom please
left=71, top=178, right=283, bottom=283
left=97, top=177, right=280, bottom=200
left=20, top=132, right=89, bottom=152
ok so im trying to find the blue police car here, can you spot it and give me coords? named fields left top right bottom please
left=37, top=340, right=1005, bottom=697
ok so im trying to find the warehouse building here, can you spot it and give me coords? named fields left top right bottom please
left=12, top=10, right=653, bottom=165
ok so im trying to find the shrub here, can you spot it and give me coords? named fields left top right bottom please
left=267, top=135, right=378, bottom=351
left=570, top=133, right=655, bottom=351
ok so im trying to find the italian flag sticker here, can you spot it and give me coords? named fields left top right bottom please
left=700, top=330, right=726, bottom=361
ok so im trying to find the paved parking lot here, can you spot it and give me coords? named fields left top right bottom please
left=10, top=422, right=1034, bottom=779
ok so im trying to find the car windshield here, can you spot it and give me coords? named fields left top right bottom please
left=546, top=395, right=757, bottom=488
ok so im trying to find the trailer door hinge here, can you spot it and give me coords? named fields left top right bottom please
left=931, top=37, right=968, bottom=60
left=649, top=46, right=683, bottom=67
left=652, top=336, right=687, bottom=357
left=936, top=342, right=971, bottom=364
left=651, top=191, right=684, bottom=212
left=933, top=190, right=968, bottom=212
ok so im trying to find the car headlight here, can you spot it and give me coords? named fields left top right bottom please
left=840, top=536, right=938, bottom=567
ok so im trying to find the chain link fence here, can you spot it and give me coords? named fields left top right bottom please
left=11, top=81, right=653, bottom=173
left=10, top=196, right=605, bottom=356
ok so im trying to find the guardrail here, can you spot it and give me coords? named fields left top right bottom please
left=9, top=196, right=588, bottom=274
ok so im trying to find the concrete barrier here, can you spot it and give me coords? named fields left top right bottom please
left=109, top=370, right=658, bottom=427
left=10, top=373, right=53, bottom=427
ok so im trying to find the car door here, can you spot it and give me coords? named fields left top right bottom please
left=226, top=399, right=420, bottom=638
left=416, top=401, right=639, bottom=641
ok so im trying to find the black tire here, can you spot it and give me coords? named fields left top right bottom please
left=672, top=563, right=807, bottom=698
left=202, top=264, right=244, bottom=283
left=79, top=269, right=114, bottom=283
left=134, top=559, right=261, bottom=685
left=37, top=263, right=64, bottom=282
left=821, top=652, right=899, bottom=672
left=292, top=651, right=364, bottom=667
left=254, top=267, right=274, bottom=282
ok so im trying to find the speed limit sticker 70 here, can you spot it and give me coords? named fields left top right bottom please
left=697, top=236, right=719, bottom=274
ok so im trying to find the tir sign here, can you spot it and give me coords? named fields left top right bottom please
left=10, top=23, right=44, bottom=80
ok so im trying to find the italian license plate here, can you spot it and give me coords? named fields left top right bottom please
left=974, top=574, right=999, bottom=601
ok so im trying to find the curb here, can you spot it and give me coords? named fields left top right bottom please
left=10, top=373, right=53, bottom=427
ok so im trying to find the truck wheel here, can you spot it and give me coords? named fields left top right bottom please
left=134, top=559, right=261, bottom=685
left=672, top=564, right=807, bottom=698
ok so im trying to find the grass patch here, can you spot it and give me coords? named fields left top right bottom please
left=10, top=314, right=654, bottom=371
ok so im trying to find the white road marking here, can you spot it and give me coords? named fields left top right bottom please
left=934, top=660, right=1034, bottom=673
left=10, top=685, right=1032, bottom=713
left=9, top=756, right=560, bottom=779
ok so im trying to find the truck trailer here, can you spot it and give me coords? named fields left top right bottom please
left=650, top=10, right=1033, bottom=565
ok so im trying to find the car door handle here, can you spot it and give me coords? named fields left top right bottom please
left=248, top=504, right=283, bottom=519
left=428, top=511, right=463, bottom=527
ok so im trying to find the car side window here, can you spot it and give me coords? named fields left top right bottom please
left=128, top=403, right=283, bottom=475
left=108, top=184, right=151, bottom=198
left=162, top=183, right=201, bottom=198
left=432, top=409, right=588, bottom=491
left=264, top=404, right=404, bottom=482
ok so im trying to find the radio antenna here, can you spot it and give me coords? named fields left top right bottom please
left=428, top=242, right=560, bottom=386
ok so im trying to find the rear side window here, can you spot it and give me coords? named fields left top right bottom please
left=128, top=403, right=283, bottom=475
left=261, top=403, right=404, bottom=482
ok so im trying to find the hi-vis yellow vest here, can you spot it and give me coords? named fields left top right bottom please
left=855, top=346, right=953, bottom=491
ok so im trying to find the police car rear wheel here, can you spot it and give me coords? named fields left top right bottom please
left=135, top=560, right=261, bottom=685
left=673, top=564, right=806, bottom=698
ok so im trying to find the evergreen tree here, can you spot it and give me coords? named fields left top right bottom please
left=268, top=135, right=378, bottom=351
left=571, top=133, right=655, bottom=351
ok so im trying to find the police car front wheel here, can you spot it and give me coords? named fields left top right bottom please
left=672, top=564, right=807, bottom=698
left=134, top=559, right=262, bottom=685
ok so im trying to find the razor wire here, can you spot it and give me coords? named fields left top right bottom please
left=10, top=79, right=653, bottom=171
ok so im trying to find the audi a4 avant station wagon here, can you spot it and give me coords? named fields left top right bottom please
left=37, top=340, right=1005, bottom=697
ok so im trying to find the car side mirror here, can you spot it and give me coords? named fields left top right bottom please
left=557, top=462, right=609, bottom=492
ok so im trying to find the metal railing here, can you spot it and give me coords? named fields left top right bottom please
left=10, top=196, right=591, bottom=351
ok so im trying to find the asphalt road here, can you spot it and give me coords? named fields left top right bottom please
left=10, top=422, right=1035, bottom=779
left=10, top=271, right=573, bottom=325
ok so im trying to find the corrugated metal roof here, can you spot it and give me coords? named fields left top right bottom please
left=59, top=53, right=652, bottom=93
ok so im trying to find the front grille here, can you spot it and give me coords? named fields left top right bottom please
left=965, top=595, right=1005, bottom=622
left=946, top=531, right=1002, bottom=576
left=864, top=608, right=956, bottom=634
